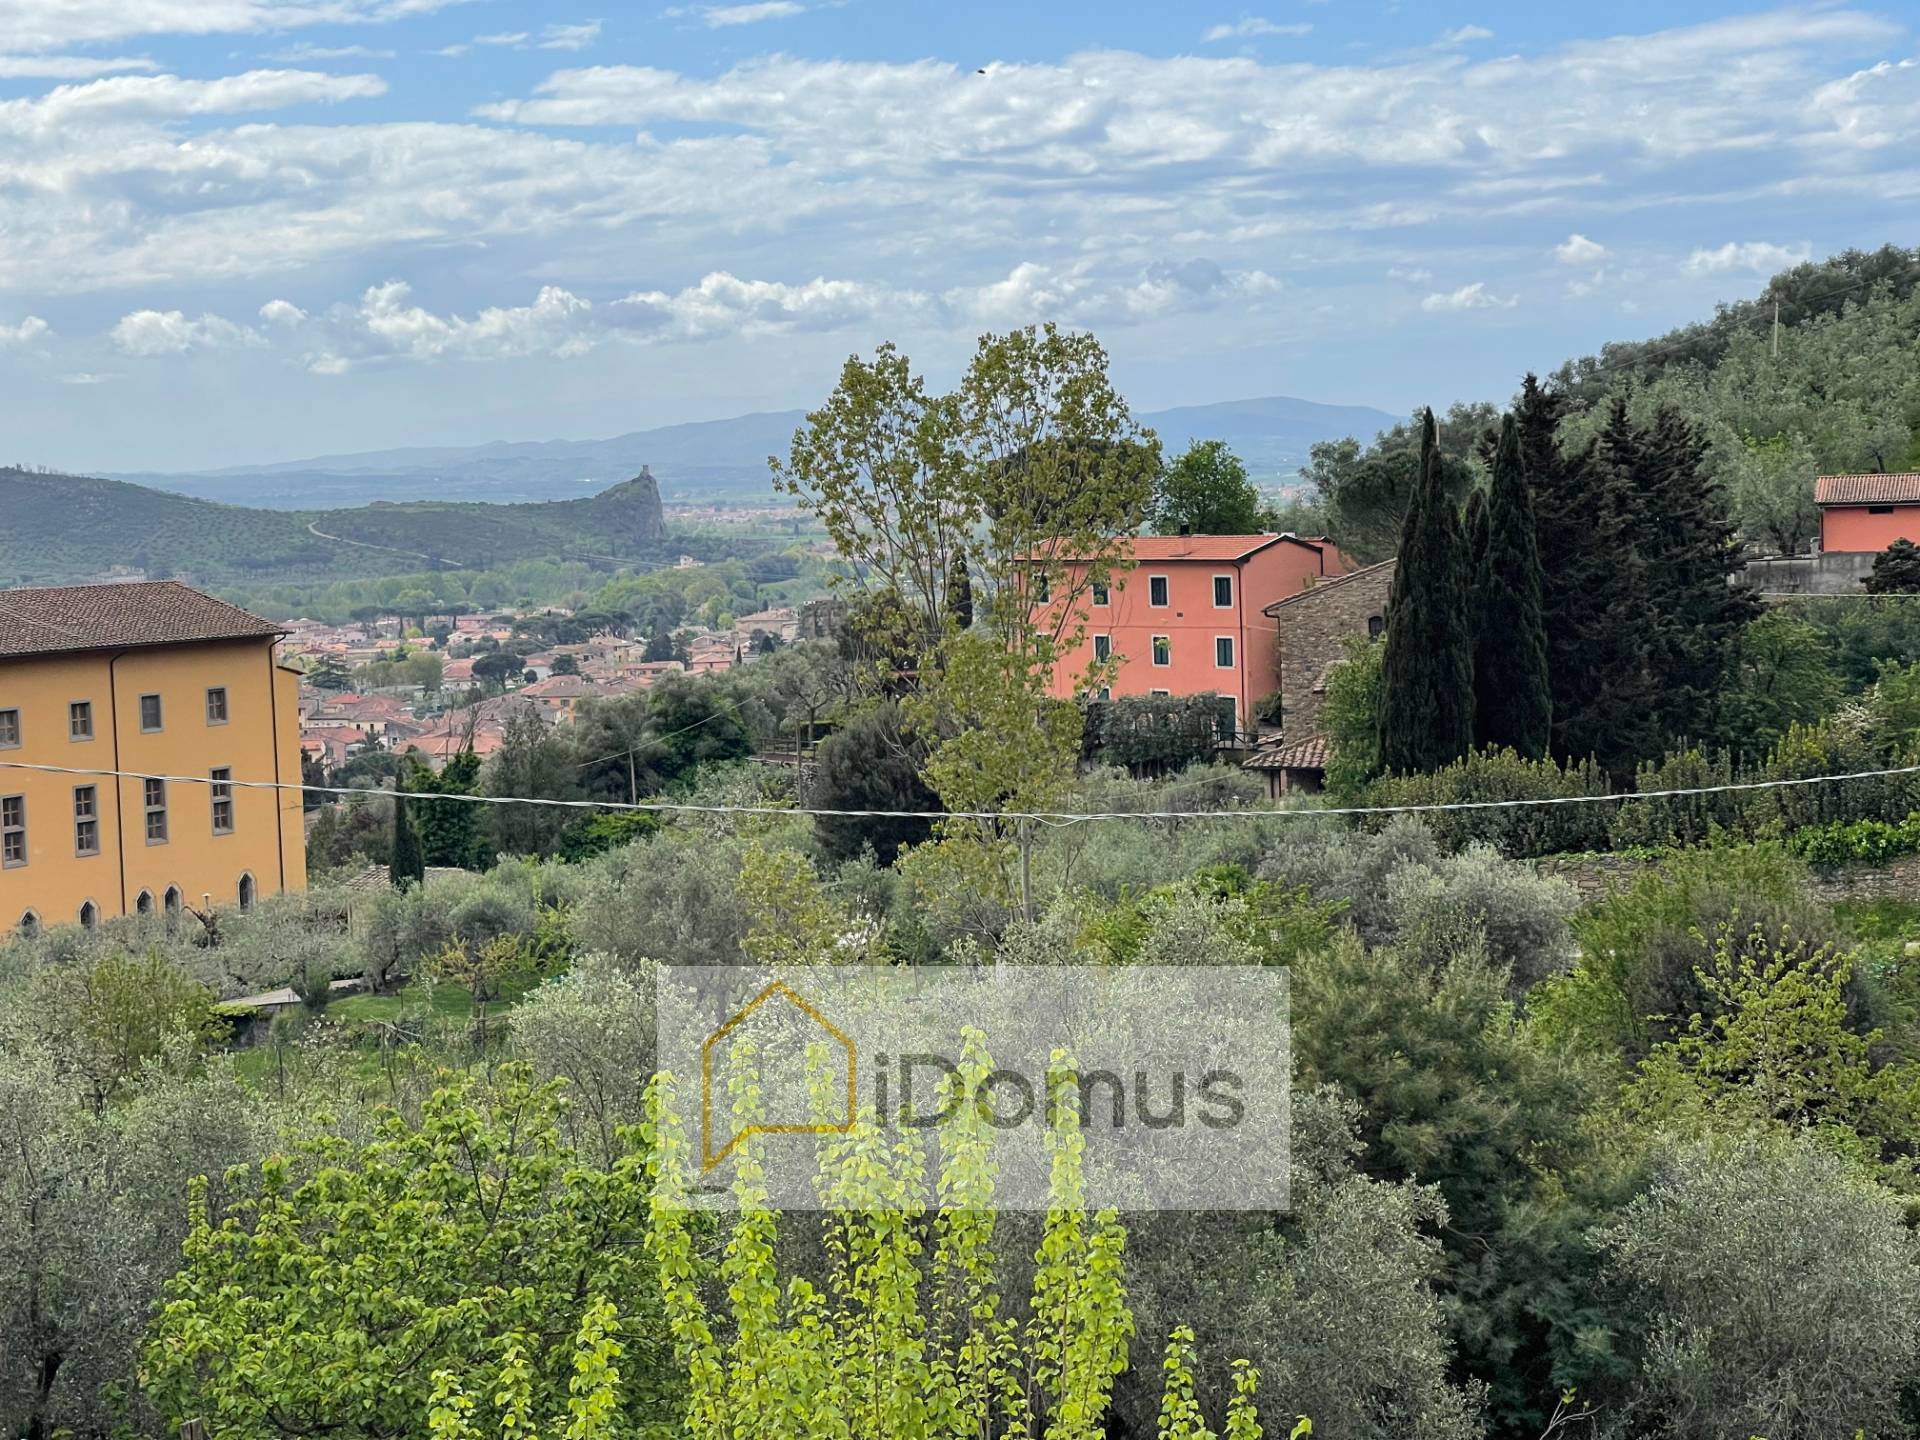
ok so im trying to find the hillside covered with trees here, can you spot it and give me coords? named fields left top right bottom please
left=0, top=466, right=673, bottom=592
left=1304, top=244, right=1920, bottom=561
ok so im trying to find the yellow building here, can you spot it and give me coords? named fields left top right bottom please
left=0, top=582, right=308, bottom=935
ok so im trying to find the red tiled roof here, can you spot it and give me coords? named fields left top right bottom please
left=1814, top=474, right=1920, bottom=506
left=0, top=581, right=284, bottom=661
left=1041, top=534, right=1321, bottom=564
left=1242, top=733, right=1330, bottom=772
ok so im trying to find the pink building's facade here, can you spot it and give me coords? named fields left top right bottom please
left=1041, top=534, right=1351, bottom=730
left=1816, top=473, right=1920, bottom=553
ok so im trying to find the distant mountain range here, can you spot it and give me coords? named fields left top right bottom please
left=110, top=395, right=1400, bottom=509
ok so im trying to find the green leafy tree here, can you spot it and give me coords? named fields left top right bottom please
left=472, top=650, right=522, bottom=692
left=1598, top=1133, right=1920, bottom=1440
left=1715, top=609, right=1843, bottom=756
left=1378, top=410, right=1474, bottom=774
left=644, top=1035, right=1265, bottom=1440
left=5, top=951, right=223, bottom=1115
left=1154, top=440, right=1263, bottom=535
left=1318, top=633, right=1384, bottom=799
left=485, top=704, right=582, bottom=857
left=1471, top=416, right=1552, bottom=757
left=143, top=1067, right=668, bottom=1440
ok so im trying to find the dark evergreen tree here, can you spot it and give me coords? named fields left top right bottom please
left=1520, top=376, right=1654, bottom=776
left=811, top=704, right=938, bottom=865
left=1624, top=403, right=1761, bottom=747
left=947, top=547, right=974, bottom=631
left=389, top=779, right=425, bottom=891
left=1867, top=537, right=1920, bottom=593
left=1471, top=416, right=1553, bottom=757
left=410, top=748, right=487, bottom=870
left=1465, top=487, right=1489, bottom=571
left=1377, top=409, right=1475, bottom=774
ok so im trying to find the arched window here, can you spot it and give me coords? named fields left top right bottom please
left=164, top=886, right=183, bottom=918
left=17, top=911, right=38, bottom=939
left=135, top=890, right=154, bottom=916
left=238, top=873, right=257, bottom=912
left=79, top=900, right=98, bottom=929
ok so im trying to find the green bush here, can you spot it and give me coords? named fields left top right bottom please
left=1359, top=747, right=1613, bottom=857
left=1082, top=694, right=1238, bottom=771
left=1787, top=811, right=1920, bottom=866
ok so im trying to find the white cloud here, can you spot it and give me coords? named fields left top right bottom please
left=111, top=309, right=260, bottom=354
left=945, top=258, right=1282, bottom=325
left=474, top=30, right=531, bottom=45
left=613, top=271, right=918, bottom=337
left=539, top=20, right=601, bottom=50
left=1420, top=282, right=1515, bottom=313
left=264, top=42, right=396, bottom=61
left=0, top=315, right=50, bottom=344
left=1201, top=19, right=1311, bottom=42
left=0, top=0, right=473, bottom=52
left=258, top=298, right=308, bottom=325
left=354, top=279, right=594, bottom=359
left=1436, top=25, right=1494, bottom=46
left=1554, top=233, right=1608, bottom=265
left=666, top=2, right=805, bottom=28
left=0, top=69, right=385, bottom=134
left=0, top=54, right=158, bottom=78
left=1387, top=265, right=1433, bottom=282
left=57, top=371, right=111, bottom=384
left=1684, top=240, right=1812, bottom=275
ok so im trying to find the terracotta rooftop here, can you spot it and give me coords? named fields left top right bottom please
left=1814, top=474, right=1920, bottom=506
left=0, top=581, right=285, bottom=661
left=1041, top=533, right=1330, bottom=564
left=1242, top=733, right=1330, bottom=771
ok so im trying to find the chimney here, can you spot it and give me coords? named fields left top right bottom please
left=1179, top=523, right=1192, bottom=536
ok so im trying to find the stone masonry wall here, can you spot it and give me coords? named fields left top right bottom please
left=1271, top=559, right=1395, bottom=737
left=1537, top=851, right=1920, bottom=906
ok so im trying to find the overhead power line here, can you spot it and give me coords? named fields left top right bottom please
left=2, top=757, right=1917, bottom=828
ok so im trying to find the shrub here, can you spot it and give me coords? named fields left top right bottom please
left=1082, top=694, right=1238, bottom=771
left=1358, top=747, right=1613, bottom=857
left=1788, top=811, right=1920, bottom=866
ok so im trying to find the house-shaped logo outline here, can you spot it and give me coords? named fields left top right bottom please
left=700, top=979, right=856, bottom=1173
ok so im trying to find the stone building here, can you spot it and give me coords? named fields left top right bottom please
left=1243, top=558, right=1395, bottom=795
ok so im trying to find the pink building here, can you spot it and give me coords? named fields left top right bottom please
left=1816, top=473, right=1920, bottom=553
left=1040, top=534, right=1351, bottom=729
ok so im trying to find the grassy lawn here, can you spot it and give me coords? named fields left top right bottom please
left=226, top=971, right=548, bottom=1096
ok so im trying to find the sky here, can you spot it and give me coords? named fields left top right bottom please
left=0, top=1, right=1916, bottom=474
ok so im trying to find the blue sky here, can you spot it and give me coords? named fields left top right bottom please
left=0, top=0, right=1915, bottom=473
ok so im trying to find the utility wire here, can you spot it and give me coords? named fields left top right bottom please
left=3, top=757, right=1917, bottom=825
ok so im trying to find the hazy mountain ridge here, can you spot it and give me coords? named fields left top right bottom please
left=110, top=396, right=1398, bottom=509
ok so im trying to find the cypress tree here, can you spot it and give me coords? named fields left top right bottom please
left=1629, top=403, right=1760, bottom=746
left=947, top=547, right=974, bottom=631
left=390, top=778, right=425, bottom=891
left=1378, top=409, right=1475, bottom=774
left=1521, top=375, right=1654, bottom=776
left=1471, top=415, right=1553, bottom=756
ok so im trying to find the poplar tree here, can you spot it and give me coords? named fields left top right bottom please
left=1471, top=415, right=1553, bottom=756
left=1378, top=409, right=1474, bottom=774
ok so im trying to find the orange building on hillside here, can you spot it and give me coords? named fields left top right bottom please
left=1039, top=534, right=1351, bottom=731
left=0, top=582, right=307, bottom=935
left=1816, top=474, right=1920, bottom=553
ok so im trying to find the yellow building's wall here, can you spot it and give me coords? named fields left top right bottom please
left=0, top=638, right=307, bottom=931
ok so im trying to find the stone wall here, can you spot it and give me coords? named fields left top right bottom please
left=1269, top=559, right=1395, bottom=737
left=1741, top=552, right=1875, bottom=596
left=1536, top=850, right=1920, bottom=906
